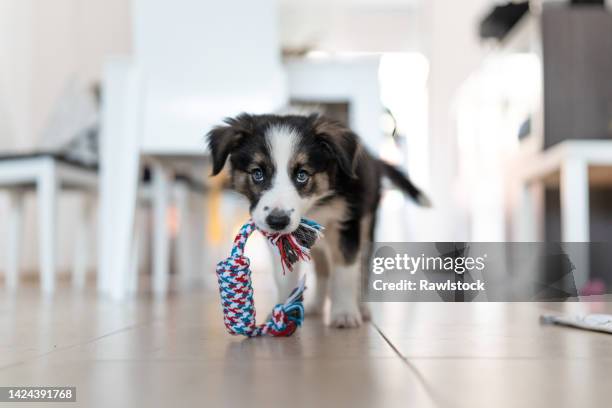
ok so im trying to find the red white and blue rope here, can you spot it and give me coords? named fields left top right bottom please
left=216, top=219, right=323, bottom=337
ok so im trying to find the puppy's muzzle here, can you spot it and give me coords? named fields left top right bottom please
left=266, top=209, right=291, bottom=231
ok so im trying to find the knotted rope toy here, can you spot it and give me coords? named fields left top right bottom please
left=216, top=218, right=324, bottom=337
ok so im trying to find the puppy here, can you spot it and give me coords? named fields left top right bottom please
left=207, top=113, right=429, bottom=328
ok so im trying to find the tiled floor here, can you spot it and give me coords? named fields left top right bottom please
left=1, top=286, right=611, bottom=407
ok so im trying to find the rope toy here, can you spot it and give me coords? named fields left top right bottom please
left=216, top=218, right=324, bottom=337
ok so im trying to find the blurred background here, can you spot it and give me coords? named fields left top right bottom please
left=0, top=0, right=611, bottom=298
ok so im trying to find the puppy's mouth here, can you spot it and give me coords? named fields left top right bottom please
left=252, top=218, right=300, bottom=236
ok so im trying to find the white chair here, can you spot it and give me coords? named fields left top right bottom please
left=126, top=164, right=208, bottom=294
left=0, top=80, right=99, bottom=293
left=99, top=0, right=287, bottom=299
left=0, top=95, right=206, bottom=296
left=0, top=153, right=97, bottom=293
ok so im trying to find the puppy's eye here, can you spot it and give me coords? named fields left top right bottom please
left=295, top=169, right=310, bottom=184
left=251, top=168, right=265, bottom=183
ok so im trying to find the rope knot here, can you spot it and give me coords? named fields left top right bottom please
left=262, top=284, right=306, bottom=336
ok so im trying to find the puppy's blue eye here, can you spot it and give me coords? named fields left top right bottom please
left=251, top=168, right=264, bottom=183
left=295, top=170, right=310, bottom=184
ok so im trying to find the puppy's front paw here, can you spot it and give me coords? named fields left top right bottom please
left=330, top=304, right=362, bottom=328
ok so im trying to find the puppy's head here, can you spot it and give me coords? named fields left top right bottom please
left=207, top=113, right=358, bottom=233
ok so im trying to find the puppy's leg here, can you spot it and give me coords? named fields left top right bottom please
left=268, top=243, right=300, bottom=304
left=359, top=214, right=375, bottom=322
left=359, top=300, right=371, bottom=321
left=305, top=244, right=330, bottom=316
left=329, top=256, right=363, bottom=328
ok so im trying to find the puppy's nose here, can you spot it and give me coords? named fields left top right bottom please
left=266, top=209, right=290, bottom=231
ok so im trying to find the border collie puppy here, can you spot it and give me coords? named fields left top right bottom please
left=207, top=113, right=429, bottom=328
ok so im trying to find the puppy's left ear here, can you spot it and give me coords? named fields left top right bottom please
left=206, top=113, right=253, bottom=175
left=312, top=115, right=360, bottom=178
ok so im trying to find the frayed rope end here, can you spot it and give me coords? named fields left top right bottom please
left=261, top=219, right=324, bottom=273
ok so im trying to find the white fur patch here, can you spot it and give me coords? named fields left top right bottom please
left=251, top=125, right=302, bottom=233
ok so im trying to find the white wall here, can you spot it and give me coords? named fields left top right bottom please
left=0, top=0, right=131, bottom=151
left=0, top=0, right=131, bottom=275
left=0, top=1, right=34, bottom=150
left=280, top=2, right=421, bottom=53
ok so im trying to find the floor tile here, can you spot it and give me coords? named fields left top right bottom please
left=0, top=357, right=434, bottom=408
left=407, top=358, right=612, bottom=408
left=370, top=301, right=612, bottom=359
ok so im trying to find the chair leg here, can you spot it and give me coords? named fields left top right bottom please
left=174, top=181, right=192, bottom=288
left=152, top=162, right=172, bottom=295
left=513, top=180, right=544, bottom=241
left=6, top=191, right=24, bottom=290
left=38, top=160, right=58, bottom=294
left=72, top=195, right=94, bottom=290
left=127, top=204, right=147, bottom=294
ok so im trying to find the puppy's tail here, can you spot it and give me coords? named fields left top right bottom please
left=380, top=161, right=431, bottom=207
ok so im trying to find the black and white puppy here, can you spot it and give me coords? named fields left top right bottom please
left=207, top=113, right=429, bottom=328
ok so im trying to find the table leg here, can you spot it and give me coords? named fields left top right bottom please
left=560, top=158, right=590, bottom=290
left=98, top=59, right=142, bottom=299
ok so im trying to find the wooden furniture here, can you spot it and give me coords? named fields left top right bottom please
left=510, top=5, right=612, bottom=288
left=455, top=4, right=612, bottom=287
left=514, top=141, right=612, bottom=240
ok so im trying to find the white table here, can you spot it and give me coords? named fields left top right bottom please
left=513, top=140, right=612, bottom=287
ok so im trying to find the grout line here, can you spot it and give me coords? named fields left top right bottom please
left=371, top=321, right=451, bottom=408
left=371, top=321, right=409, bottom=363
left=373, top=355, right=612, bottom=361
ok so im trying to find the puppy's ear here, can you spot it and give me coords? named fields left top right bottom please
left=311, top=115, right=360, bottom=178
left=206, top=113, right=253, bottom=175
